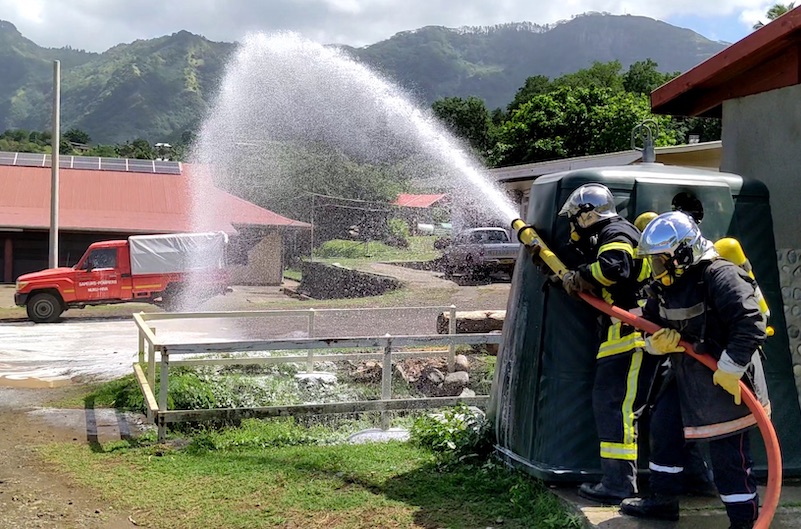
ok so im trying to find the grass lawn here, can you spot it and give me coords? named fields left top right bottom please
left=38, top=423, right=581, bottom=529
left=315, top=236, right=441, bottom=267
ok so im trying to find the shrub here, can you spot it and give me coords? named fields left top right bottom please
left=409, top=403, right=493, bottom=465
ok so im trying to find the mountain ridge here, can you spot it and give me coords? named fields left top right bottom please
left=0, top=13, right=728, bottom=144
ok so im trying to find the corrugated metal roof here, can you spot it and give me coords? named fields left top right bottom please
left=392, top=193, right=448, bottom=208
left=0, top=164, right=310, bottom=233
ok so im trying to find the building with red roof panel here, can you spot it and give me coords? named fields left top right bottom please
left=0, top=154, right=309, bottom=284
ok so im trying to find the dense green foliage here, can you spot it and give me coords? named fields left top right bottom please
left=409, top=404, right=493, bottom=466
left=0, top=13, right=725, bottom=144
left=433, top=59, right=721, bottom=167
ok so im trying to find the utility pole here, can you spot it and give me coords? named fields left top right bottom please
left=49, top=60, right=60, bottom=268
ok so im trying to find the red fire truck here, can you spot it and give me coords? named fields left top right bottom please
left=14, top=232, right=230, bottom=323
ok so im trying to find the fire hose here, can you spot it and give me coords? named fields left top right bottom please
left=511, top=219, right=781, bottom=529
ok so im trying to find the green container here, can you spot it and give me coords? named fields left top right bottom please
left=488, top=164, right=801, bottom=481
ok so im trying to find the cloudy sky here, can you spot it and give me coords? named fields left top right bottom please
left=0, top=0, right=785, bottom=52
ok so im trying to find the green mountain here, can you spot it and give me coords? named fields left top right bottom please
left=0, top=13, right=727, bottom=144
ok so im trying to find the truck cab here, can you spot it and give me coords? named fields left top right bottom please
left=15, top=232, right=231, bottom=323
left=14, top=240, right=133, bottom=323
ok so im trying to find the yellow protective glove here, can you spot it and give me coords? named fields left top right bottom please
left=646, top=328, right=685, bottom=355
left=713, top=369, right=743, bottom=405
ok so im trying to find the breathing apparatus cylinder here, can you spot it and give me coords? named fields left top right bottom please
left=714, top=237, right=773, bottom=336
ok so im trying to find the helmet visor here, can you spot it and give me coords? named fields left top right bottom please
left=648, top=254, right=672, bottom=280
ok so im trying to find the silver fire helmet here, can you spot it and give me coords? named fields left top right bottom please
left=558, top=183, right=618, bottom=222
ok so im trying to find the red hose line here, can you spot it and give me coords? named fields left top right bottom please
left=578, top=291, right=782, bottom=529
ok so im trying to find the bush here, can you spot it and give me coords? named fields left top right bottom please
left=409, top=403, right=493, bottom=465
left=388, top=218, right=410, bottom=238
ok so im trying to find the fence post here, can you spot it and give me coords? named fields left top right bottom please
left=306, top=308, right=316, bottom=373
left=158, top=348, right=169, bottom=443
left=381, top=334, right=392, bottom=430
left=137, top=313, right=145, bottom=365
left=147, top=326, right=157, bottom=391
left=447, top=305, right=457, bottom=372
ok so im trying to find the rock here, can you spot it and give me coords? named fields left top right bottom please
left=295, top=372, right=337, bottom=386
left=351, top=361, right=381, bottom=382
left=459, top=388, right=476, bottom=398
left=454, top=354, right=470, bottom=372
left=415, top=367, right=446, bottom=396
left=445, top=371, right=469, bottom=385
left=441, top=371, right=470, bottom=396
left=426, top=368, right=446, bottom=385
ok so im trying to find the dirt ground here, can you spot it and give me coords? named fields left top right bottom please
left=0, top=265, right=512, bottom=528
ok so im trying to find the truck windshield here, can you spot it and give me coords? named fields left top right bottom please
left=80, top=248, right=117, bottom=270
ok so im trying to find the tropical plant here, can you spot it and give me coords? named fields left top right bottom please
left=753, top=2, right=796, bottom=29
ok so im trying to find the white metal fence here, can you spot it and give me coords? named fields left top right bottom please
left=132, top=306, right=502, bottom=442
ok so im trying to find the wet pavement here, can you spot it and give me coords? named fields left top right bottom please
left=0, top=272, right=484, bottom=387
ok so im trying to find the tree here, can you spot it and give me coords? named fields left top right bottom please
left=431, top=96, right=493, bottom=155
left=85, top=144, right=120, bottom=157
left=753, top=2, right=795, bottom=29
left=622, top=59, right=680, bottom=95
left=489, top=85, right=682, bottom=167
left=507, top=75, right=551, bottom=113
left=116, top=138, right=154, bottom=159
left=63, top=128, right=92, bottom=145
left=552, top=61, right=624, bottom=92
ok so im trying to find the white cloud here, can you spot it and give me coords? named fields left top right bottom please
left=0, top=0, right=782, bottom=52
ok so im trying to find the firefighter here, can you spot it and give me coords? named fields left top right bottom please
left=621, top=211, right=770, bottom=529
left=554, top=183, right=658, bottom=503
left=634, top=211, right=658, bottom=232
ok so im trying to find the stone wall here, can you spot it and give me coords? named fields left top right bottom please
left=298, top=261, right=403, bottom=299
left=778, top=249, right=801, bottom=407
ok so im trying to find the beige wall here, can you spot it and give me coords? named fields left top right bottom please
left=227, top=231, right=283, bottom=285
left=653, top=149, right=721, bottom=170
left=720, top=84, right=801, bottom=406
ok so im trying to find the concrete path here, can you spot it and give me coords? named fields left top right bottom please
left=554, top=484, right=801, bottom=528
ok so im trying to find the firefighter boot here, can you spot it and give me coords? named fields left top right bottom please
left=578, top=460, right=635, bottom=505
left=727, top=521, right=754, bottom=529
left=619, top=494, right=680, bottom=521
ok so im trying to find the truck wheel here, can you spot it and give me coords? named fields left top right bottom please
left=27, top=292, right=64, bottom=323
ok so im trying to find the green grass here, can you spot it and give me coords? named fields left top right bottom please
left=283, top=268, right=302, bottom=282
left=37, top=419, right=582, bottom=529
left=315, top=236, right=441, bottom=264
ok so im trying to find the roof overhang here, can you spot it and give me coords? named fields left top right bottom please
left=651, top=7, right=801, bottom=117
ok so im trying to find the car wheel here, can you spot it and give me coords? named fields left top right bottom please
left=27, top=292, right=64, bottom=323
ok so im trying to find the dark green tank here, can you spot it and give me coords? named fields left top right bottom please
left=488, top=163, right=801, bottom=481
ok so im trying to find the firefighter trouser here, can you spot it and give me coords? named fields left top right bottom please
left=649, top=380, right=759, bottom=523
left=592, top=322, right=652, bottom=493
left=649, top=375, right=697, bottom=496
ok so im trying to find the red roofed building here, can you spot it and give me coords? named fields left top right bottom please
left=392, top=193, right=448, bottom=208
left=391, top=193, right=451, bottom=234
left=0, top=154, right=309, bottom=284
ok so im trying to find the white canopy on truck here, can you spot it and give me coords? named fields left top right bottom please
left=129, top=232, right=228, bottom=275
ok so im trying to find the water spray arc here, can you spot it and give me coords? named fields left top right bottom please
left=190, top=32, right=519, bottom=242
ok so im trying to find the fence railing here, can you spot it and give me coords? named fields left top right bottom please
left=132, top=307, right=502, bottom=442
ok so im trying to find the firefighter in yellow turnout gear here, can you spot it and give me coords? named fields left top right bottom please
left=555, top=185, right=714, bottom=504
